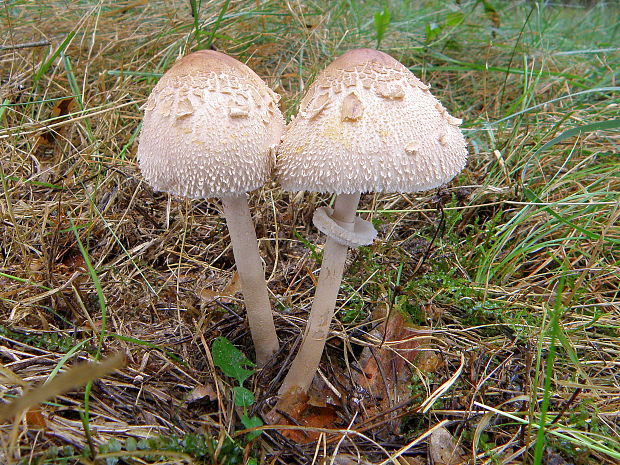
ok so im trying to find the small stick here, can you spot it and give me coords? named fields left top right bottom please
left=0, top=40, right=51, bottom=51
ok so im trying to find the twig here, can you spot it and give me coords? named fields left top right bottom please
left=550, top=388, right=582, bottom=425
left=0, top=40, right=51, bottom=50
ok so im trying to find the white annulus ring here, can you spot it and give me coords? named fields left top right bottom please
left=313, top=206, right=377, bottom=248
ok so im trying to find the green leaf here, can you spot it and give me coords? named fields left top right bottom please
left=445, top=11, right=465, bottom=27
left=211, top=337, right=255, bottom=385
left=125, top=437, right=137, bottom=452
left=522, top=118, right=620, bottom=183
left=425, top=22, right=442, bottom=43
left=233, top=386, right=255, bottom=408
left=241, top=414, right=263, bottom=440
left=33, top=31, right=76, bottom=86
left=103, top=438, right=122, bottom=465
left=373, top=7, right=390, bottom=47
left=534, top=119, right=620, bottom=159
left=480, top=0, right=500, bottom=27
left=205, top=0, right=231, bottom=49
left=481, top=0, right=497, bottom=14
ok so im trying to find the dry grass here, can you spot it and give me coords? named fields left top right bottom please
left=1, top=0, right=619, bottom=464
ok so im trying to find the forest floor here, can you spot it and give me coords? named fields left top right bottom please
left=1, top=1, right=619, bottom=464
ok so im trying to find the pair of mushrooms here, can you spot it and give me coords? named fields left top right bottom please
left=137, top=49, right=467, bottom=399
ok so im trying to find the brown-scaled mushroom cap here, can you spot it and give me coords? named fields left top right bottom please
left=277, top=49, right=467, bottom=194
left=138, top=50, right=285, bottom=198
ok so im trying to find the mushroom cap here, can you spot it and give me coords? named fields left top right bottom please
left=276, top=49, right=467, bottom=194
left=138, top=50, right=285, bottom=198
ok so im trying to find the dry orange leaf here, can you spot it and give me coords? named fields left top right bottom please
left=25, top=407, right=47, bottom=429
left=35, top=97, right=76, bottom=147
left=269, top=387, right=339, bottom=444
left=356, top=311, right=419, bottom=397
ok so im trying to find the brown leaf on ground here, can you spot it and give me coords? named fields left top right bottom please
left=268, top=386, right=339, bottom=444
left=428, top=426, right=467, bottom=465
left=544, top=448, right=571, bottom=465
left=415, top=350, right=443, bottom=373
left=399, top=457, right=426, bottom=465
left=199, top=272, right=241, bottom=303
left=354, top=310, right=420, bottom=430
left=186, top=383, right=217, bottom=403
left=35, top=97, right=76, bottom=148
left=328, top=454, right=375, bottom=464
left=25, top=407, right=47, bottom=429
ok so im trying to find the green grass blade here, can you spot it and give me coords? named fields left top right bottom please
left=533, top=268, right=566, bottom=464
left=189, top=0, right=202, bottom=47
left=522, top=118, right=620, bottom=182
left=109, top=333, right=182, bottom=364
left=69, top=217, right=107, bottom=356
left=32, top=31, right=76, bottom=87
left=45, top=338, right=94, bottom=383
left=523, top=188, right=620, bottom=246
left=205, top=0, right=231, bottom=50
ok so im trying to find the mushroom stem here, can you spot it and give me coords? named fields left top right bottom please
left=279, top=192, right=361, bottom=395
left=221, top=194, right=279, bottom=366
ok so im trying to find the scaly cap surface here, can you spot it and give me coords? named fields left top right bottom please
left=138, top=50, right=285, bottom=198
left=276, top=49, right=467, bottom=194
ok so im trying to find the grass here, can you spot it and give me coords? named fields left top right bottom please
left=1, top=0, right=619, bottom=463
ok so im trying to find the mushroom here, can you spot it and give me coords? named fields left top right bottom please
left=276, top=48, right=467, bottom=395
left=137, top=50, right=284, bottom=365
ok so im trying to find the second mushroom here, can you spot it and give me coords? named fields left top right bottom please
left=276, top=48, right=468, bottom=396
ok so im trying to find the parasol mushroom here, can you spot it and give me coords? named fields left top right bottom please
left=276, top=48, right=467, bottom=395
left=137, top=50, right=284, bottom=365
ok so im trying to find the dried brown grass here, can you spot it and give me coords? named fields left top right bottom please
left=1, top=0, right=619, bottom=464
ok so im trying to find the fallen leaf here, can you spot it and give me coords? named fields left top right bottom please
left=25, top=407, right=47, bottom=429
left=423, top=303, right=445, bottom=322
left=329, top=454, right=374, bottom=465
left=544, top=448, right=571, bottom=465
left=186, top=383, right=217, bottom=403
left=355, top=310, right=421, bottom=431
left=415, top=350, right=443, bottom=373
left=482, top=0, right=501, bottom=29
left=398, top=457, right=425, bottom=465
left=199, top=272, right=240, bottom=303
left=101, top=0, right=148, bottom=17
left=35, top=97, right=76, bottom=148
left=428, top=426, right=466, bottom=465
left=267, top=387, right=339, bottom=444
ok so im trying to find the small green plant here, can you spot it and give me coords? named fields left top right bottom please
left=373, top=6, right=390, bottom=48
left=337, top=283, right=366, bottom=324
left=0, top=325, right=80, bottom=353
left=96, top=433, right=244, bottom=464
left=294, top=230, right=322, bottom=263
left=211, top=337, right=263, bottom=440
left=425, top=11, right=464, bottom=43
left=39, top=444, right=80, bottom=464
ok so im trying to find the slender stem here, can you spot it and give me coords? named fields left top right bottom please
left=221, top=194, right=279, bottom=366
left=279, top=193, right=361, bottom=395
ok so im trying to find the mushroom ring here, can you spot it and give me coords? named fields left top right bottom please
left=312, top=206, right=377, bottom=248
